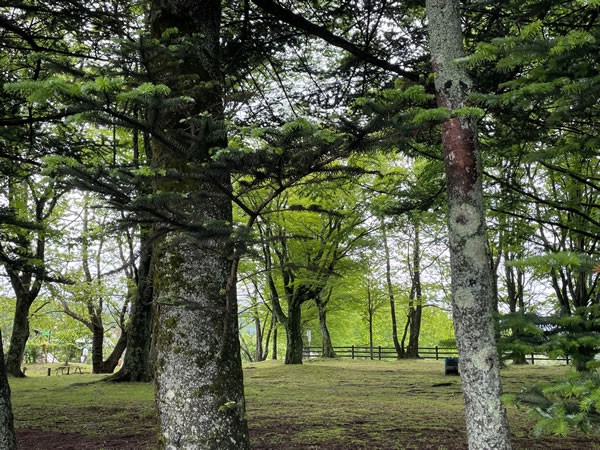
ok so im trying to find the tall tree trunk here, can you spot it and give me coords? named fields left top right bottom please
left=316, top=291, right=336, bottom=358
left=91, top=318, right=105, bottom=372
left=149, top=1, right=249, bottom=447
left=425, top=1, right=512, bottom=448
left=110, top=230, right=154, bottom=382
left=272, top=323, right=278, bottom=360
left=368, top=309, right=374, bottom=360
left=261, top=314, right=274, bottom=361
left=0, top=330, right=16, bottom=449
left=5, top=296, right=31, bottom=377
left=381, top=220, right=402, bottom=358
left=4, top=179, right=48, bottom=378
left=254, top=313, right=264, bottom=362
left=505, top=253, right=527, bottom=365
left=406, top=223, right=422, bottom=358
left=285, top=302, right=303, bottom=364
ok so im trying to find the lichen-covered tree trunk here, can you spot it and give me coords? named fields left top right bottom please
left=0, top=330, right=17, bottom=449
left=148, top=0, right=249, bottom=447
left=425, top=0, right=512, bottom=449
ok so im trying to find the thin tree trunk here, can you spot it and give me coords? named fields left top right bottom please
left=381, top=220, right=402, bottom=358
left=425, top=1, right=512, bottom=448
left=0, top=330, right=16, bottom=449
left=406, top=223, right=422, bottom=358
left=254, top=312, right=264, bottom=362
left=316, top=291, right=336, bottom=358
left=368, top=309, right=375, bottom=360
left=272, top=324, right=278, bottom=360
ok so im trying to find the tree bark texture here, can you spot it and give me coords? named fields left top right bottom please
left=284, top=301, right=304, bottom=364
left=148, top=0, right=249, bottom=447
left=91, top=319, right=105, bottom=371
left=0, top=330, right=17, bottom=449
left=110, top=231, right=154, bottom=382
left=5, top=297, right=31, bottom=377
left=425, top=1, right=512, bottom=449
left=316, top=293, right=336, bottom=358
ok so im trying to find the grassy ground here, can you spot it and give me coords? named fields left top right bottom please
left=10, top=359, right=600, bottom=449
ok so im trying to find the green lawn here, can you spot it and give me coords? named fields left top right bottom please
left=9, top=359, right=600, bottom=449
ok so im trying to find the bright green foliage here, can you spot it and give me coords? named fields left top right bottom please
left=515, top=371, right=600, bottom=435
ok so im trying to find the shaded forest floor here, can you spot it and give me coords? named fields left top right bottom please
left=11, top=359, right=600, bottom=449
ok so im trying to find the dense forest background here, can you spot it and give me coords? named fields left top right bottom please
left=0, top=0, right=599, bottom=448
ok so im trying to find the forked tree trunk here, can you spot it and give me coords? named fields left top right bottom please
left=95, top=331, right=127, bottom=374
left=149, top=1, right=249, bottom=447
left=0, top=330, right=17, bottom=449
left=425, top=0, right=512, bottom=448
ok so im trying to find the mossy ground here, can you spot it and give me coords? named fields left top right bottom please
left=10, top=359, right=600, bottom=449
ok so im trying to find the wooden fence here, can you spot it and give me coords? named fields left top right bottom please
left=302, top=345, right=570, bottom=365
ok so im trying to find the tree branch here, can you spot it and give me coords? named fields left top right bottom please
left=250, top=0, right=418, bottom=81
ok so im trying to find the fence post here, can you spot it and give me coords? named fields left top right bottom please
left=378, top=346, right=382, bottom=360
left=565, top=355, right=569, bottom=365
left=351, top=345, right=355, bottom=359
left=435, top=346, right=439, bottom=360
left=530, top=353, right=535, bottom=365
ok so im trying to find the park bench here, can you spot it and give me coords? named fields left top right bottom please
left=54, top=365, right=83, bottom=375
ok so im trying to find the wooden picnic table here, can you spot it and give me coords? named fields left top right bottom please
left=54, top=365, right=83, bottom=375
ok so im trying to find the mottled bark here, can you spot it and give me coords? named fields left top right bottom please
left=425, top=0, right=512, bottom=449
left=149, top=0, right=249, bottom=447
left=0, top=330, right=17, bottom=449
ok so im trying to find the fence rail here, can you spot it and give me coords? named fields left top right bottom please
left=302, top=345, right=570, bottom=365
